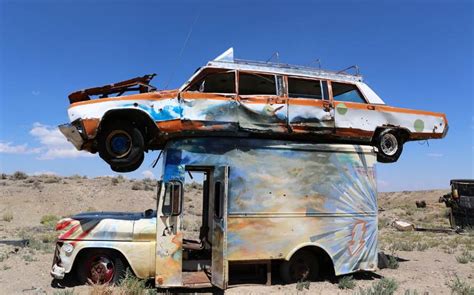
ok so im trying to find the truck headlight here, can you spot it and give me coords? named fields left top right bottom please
left=61, top=243, right=74, bottom=255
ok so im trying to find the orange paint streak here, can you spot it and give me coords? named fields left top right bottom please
left=82, top=118, right=100, bottom=138
left=68, top=90, right=179, bottom=108
left=156, top=120, right=182, bottom=132
left=181, top=92, right=234, bottom=100
left=334, top=101, right=446, bottom=119
left=335, top=128, right=374, bottom=138
left=288, top=99, right=325, bottom=106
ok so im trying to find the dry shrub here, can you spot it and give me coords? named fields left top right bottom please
left=89, top=284, right=114, bottom=295
left=12, top=171, right=28, bottom=180
left=41, top=214, right=60, bottom=228
left=2, top=211, right=13, bottom=222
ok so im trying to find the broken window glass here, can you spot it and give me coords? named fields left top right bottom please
left=239, top=73, right=276, bottom=95
left=332, top=82, right=366, bottom=103
left=288, top=78, right=322, bottom=99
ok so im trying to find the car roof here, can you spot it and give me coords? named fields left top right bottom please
left=179, top=48, right=385, bottom=105
left=209, top=48, right=363, bottom=82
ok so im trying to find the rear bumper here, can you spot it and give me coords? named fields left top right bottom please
left=58, top=123, right=85, bottom=150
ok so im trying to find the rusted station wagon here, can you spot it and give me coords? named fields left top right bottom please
left=51, top=138, right=378, bottom=288
left=59, top=48, right=448, bottom=172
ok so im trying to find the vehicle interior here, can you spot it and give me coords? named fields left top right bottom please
left=181, top=168, right=213, bottom=286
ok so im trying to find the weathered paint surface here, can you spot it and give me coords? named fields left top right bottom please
left=53, top=138, right=379, bottom=287
left=63, top=49, right=448, bottom=153
left=53, top=214, right=156, bottom=279
left=161, top=138, right=378, bottom=279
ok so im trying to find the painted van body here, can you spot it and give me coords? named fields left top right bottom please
left=52, top=137, right=378, bottom=289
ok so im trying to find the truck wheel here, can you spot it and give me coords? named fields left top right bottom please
left=76, top=250, right=126, bottom=285
left=376, top=129, right=403, bottom=163
left=98, top=121, right=145, bottom=171
left=280, top=250, right=319, bottom=283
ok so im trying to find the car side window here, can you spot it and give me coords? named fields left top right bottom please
left=288, top=78, right=322, bottom=99
left=239, top=73, right=277, bottom=95
left=332, top=82, right=366, bottom=103
left=188, top=71, right=235, bottom=93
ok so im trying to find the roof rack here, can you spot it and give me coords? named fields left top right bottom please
left=207, top=48, right=363, bottom=83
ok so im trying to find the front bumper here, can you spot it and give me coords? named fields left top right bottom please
left=58, top=123, right=84, bottom=150
left=51, top=263, right=66, bottom=280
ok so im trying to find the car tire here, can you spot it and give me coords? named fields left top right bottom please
left=98, top=121, right=145, bottom=171
left=110, top=153, right=145, bottom=173
left=75, top=250, right=127, bottom=285
left=280, top=249, right=319, bottom=284
left=376, top=129, right=403, bottom=163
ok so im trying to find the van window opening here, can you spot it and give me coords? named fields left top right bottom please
left=182, top=169, right=209, bottom=243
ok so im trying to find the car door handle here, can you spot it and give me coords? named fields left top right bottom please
left=323, top=102, right=333, bottom=112
left=367, top=105, right=376, bottom=110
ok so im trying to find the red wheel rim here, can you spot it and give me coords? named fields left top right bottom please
left=85, top=255, right=115, bottom=284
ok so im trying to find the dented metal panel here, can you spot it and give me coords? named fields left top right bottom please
left=52, top=213, right=156, bottom=279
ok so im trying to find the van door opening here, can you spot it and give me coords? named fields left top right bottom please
left=181, top=168, right=213, bottom=287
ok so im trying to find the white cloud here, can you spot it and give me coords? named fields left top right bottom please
left=32, top=171, right=57, bottom=176
left=427, top=153, right=443, bottom=158
left=30, top=123, right=69, bottom=146
left=0, top=142, right=41, bottom=154
left=142, top=170, right=155, bottom=179
left=31, top=90, right=40, bottom=96
left=0, top=122, right=92, bottom=160
left=29, top=122, right=93, bottom=160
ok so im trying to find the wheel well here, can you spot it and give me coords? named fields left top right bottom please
left=289, top=246, right=335, bottom=278
left=72, top=247, right=134, bottom=276
left=372, top=127, right=410, bottom=144
left=100, top=109, right=158, bottom=143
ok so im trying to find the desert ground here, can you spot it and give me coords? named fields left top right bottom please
left=0, top=172, right=473, bottom=294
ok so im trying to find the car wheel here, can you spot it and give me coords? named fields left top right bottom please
left=76, top=250, right=126, bottom=285
left=98, top=121, right=145, bottom=170
left=376, top=129, right=403, bottom=163
left=110, top=153, right=145, bottom=173
left=280, top=250, right=319, bottom=284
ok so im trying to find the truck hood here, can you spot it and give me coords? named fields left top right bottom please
left=56, top=212, right=142, bottom=241
left=72, top=211, right=148, bottom=221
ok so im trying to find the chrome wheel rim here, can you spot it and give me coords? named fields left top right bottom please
left=380, top=133, right=398, bottom=156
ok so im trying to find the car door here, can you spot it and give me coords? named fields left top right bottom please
left=331, top=81, right=375, bottom=141
left=237, top=71, right=288, bottom=133
left=287, top=77, right=334, bottom=133
left=180, top=69, right=238, bottom=132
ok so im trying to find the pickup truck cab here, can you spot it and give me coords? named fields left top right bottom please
left=59, top=48, right=448, bottom=172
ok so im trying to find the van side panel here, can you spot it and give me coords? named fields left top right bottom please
left=162, top=138, right=377, bottom=276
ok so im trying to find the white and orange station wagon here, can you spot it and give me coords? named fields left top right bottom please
left=59, top=48, right=448, bottom=172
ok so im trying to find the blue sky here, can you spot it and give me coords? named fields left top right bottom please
left=0, top=0, right=472, bottom=191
